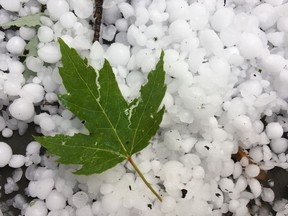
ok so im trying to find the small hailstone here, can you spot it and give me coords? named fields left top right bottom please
left=265, top=122, right=283, bottom=139
left=37, top=26, right=54, bottom=43
left=118, top=2, right=134, bottom=19
left=164, top=130, right=182, bottom=151
left=261, top=54, right=286, bottom=75
left=4, top=80, right=22, bottom=96
left=166, top=0, right=188, bottom=21
left=232, top=115, right=252, bottom=132
left=237, top=33, right=263, bottom=59
left=169, top=19, right=192, bottom=43
left=210, top=8, right=234, bottom=32
left=37, top=43, right=61, bottom=64
left=102, top=25, right=117, bottom=41
left=60, top=12, right=77, bottom=29
left=270, top=138, right=288, bottom=154
left=161, top=196, right=176, bottom=213
left=2, top=128, right=13, bottom=138
left=239, top=80, right=262, bottom=97
left=219, top=178, right=234, bottom=193
left=21, top=83, right=45, bottom=104
left=9, top=98, right=34, bottom=121
left=47, top=0, right=70, bottom=20
left=105, top=43, right=130, bottom=67
left=0, top=142, right=12, bottom=167
left=249, top=147, right=263, bottom=163
left=39, top=117, right=55, bottom=131
left=135, top=7, right=149, bottom=26
left=8, top=60, right=25, bottom=74
left=19, top=27, right=36, bottom=40
left=252, top=3, right=278, bottom=30
left=199, top=29, right=223, bottom=55
left=72, top=191, right=89, bottom=209
left=0, top=0, right=21, bottom=12
left=221, top=159, right=234, bottom=177
left=101, top=194, right=121, bottom=213
left=26, top=141, right=41, bottom=155
left=277, top=16, right=288, bottom=32
left=261, top=187, right=275, bottom=202
left=46, top=190, right=67, bottom=210
left=71, top=0, right=93, bottom=19
left=6, top=36, right=26, bottom=55
left=248, top=178, right=262, bottom=198
left=25, top=200, right=48, bottom=216
left=245, top=164, right=260, bottom=178
left=9, top=155, right=25, bottom=168
left=115, top=18, right=129, bottom=32
left=26, top=56, right=44, bottom=72
left=267, top=32, right=286, bottom=47
left=189, top=3, right=209, bottom=30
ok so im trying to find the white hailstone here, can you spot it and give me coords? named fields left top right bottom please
left=90, top=41, right=104, bottom=60
left=2, top=128, right=13, bottom=138
left=26, top=56, right=43, bottom=72
left=212, top=128, right=227, bottom=142
left=237, top=33, right=263, bottom=59
left=252, top=3, right=278, bottom=30
left=180, top=137, right=197, bottom=153
left=188, top=3, right=209, bottom=30
left=245, top=164, right=260, bottom=178
left=191, top=165, right=205, bottom=179
left=115, top=18, right=129, bottom=32
left=0, top=142, right=12, bottom=167
left=248, top=178, right=262, bottom=198
left=266, top=122, right=283, bottom=139
left=19, top=27, right=36, bottom=40
left=9, top=155, right=25, bottom=168
left=39, top=117, right=55, bottom=131
left=21, top=83, right=45, bottom=104
left=270, top=138, right=288, bottom=154
left=221, top=159, right=234, bottom=177
left=8, top=60, right=25, bottom=74
left=76, top=205, right=93, bottom=216
left=169, top=19, right=192, bottom=43
left=199, top=29, right=223, bottom=55
left=210, top=8, right=234, bottom=32
left=38, top=43, right=61, bottom=64
left=266, top=32, right=285, bottom=47
left=71, top=0, right=93, bottom=19
left=239, top=80, right=263, bottom=97
left=118, top=2, right=134, bottom=19
left=101, top=194, right=121, bottom=213
left=219, top=178, right=234, bottom=193
left=249, top=147, right=263, bottom=163
left=233, top=162, right=242, bottom=179
left=47, top=0, right=70, bottom=20
left=164, top=130, right=182, bottom=151
left=6, top=36, right=26, bottom=55
left=4, top=80, right=21, bottom=96
left=0, top=0, right=21, bottom=12
left=220, top=28, right=241, bottom=47
left=188, top=48, right=205, bottom=73
left=273, top=69, right=288, bottom=99
left=46, top=190, right=67, bottom=210
left=103, top=4, right=122, bottom=25
left=72, top=191, right=89, bottom=209
left=9, top=98, right=34, bottom=121
left=37, top=26, right=54, bottom=43
left=161, top=196, right=176, bottom=213
left=105, top=43, right=130, bottom=67
left=235, top=176, right=247, bottom=192
left=134, top=7, right=149, bottom=26
left=232, top=115, right=252, bottom=132
left=60, top=12, right=77, bottom=29
left=102, top=25, right=117, bottom=41
left=100, top=184, right=114, bottom=195
left=261, top=187, right=275, bottom=202
left=166, top=0, right=189, bottom=21
left=25, top=200, right=48, bottom=216
left=26, top=141, right=41, bottom=155
left=261, top=54, right=286, bottom=75
left=277, top=16, right=288, bottom=32
left=180, top=37, right=199, bottom=52
left=28, top=178, right=55, bottom=199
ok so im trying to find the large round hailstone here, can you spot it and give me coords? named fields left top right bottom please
left=166, top=0, right=189, bottom=22
left=0, top=0, right=21, bottom=12
left=21, top=83, right=45, bottom=104
left=260, top=54, right=286, bottom=75
left=210, top=8, right=235, bottom=32
left=169, top=19, right=192, bottom=43
left=105, top=43, right=130, bottom=67
left=188, top=3, right=209, bottom=30
left=0, top=142, right=12, bottom=167
left=60, top=12, right=77, bottom=29
left=38, top=43, right=61, bottom=64
left=6, top=36, right=26, bottom=55
left=265, top=122, right=283, bottom=139
left=46, top=190, right=67, bottom=210
left=19, top=26, right=36, bottom=41
left=252, top=3, right=278, bottom=30
left=273, top=69, right=288, bottom=99
left=199, top=29, right=223, bottom=55
left=71, top=0, right=93, bottom=19
left=237, top=33, right=263, bottom=59
left=239, top=80, right=263, bottom=97
left=47, top=0, right=69, bottom=20
left=270, top=138, right=288, bottom=154
left=9, top=98, right=34, bottom=121
left=37, top=26, right=54, bottom=43
left=25, top=200, right=48, bottom=216
left=4, top=80, right=21, bottom=96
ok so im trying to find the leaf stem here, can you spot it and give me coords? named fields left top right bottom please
left=127, top=157, right=162, bottom=202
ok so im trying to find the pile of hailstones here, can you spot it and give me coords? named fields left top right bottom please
left=0, top=0, right=288, bottom=215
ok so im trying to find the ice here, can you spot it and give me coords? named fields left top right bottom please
left=245, top=164, right=260, bottom=178
left=161, top=196, right=176, bottom=213
left=199, top=29, right=223, bottom=55
left=237, top=33, right=264, bottom=59
left=101, top=193, right=121, bottom=213
left=37, top=43, right=61, bottom=64
left=219, top=178, right=234, bottom=193
left=46, top=190, right=67, bottom=210
left=0, top=0, right=21, bottom=12
left=9, top=98, right=34, bottom=121
left=265, top=122, right=283, bottom=139
left=135, top=7, right=149, bottom=26
left=261, top=187, right=275, bottom=202
left=211, top=8, right=235, bottom=32
left=25, top=200, right=48, bottom=216
left=28, top=178, right=54, bottom=199
left=252, top=3, right=278, bottom=30
left=47, top=0, right=69, bottom=21
left=118, top=2, right=134, bottom=19
left=2, top=128, right=13, bottom=138
left=21, top=83, right=45, bottom=104
left=9, top=155, right=25, bottom=168
left=72, top=191, right=89, bottom=209
left=105, top=43, right=130, bottom=67
left=188, top=3, right=209, bottom=30
left=166, top=0, right=188, bottom=22
left=277, top=15, right=288, bottom=32
left=270, top=138, right=288, bottom=154
left=102, top=25, right=117, bottom=41
left=169, top=19, right=192, bottom=43
left=0, top=142, right=12, bottom=167
left=19, top=27, right=36, bottom=40
left=248, top=178, right=262, bottom=198
left=6, top=36, right=26, bottom=55
left=71, top=0, right=93, bottom=19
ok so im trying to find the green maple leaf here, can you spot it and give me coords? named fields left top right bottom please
left=35, top=38, right=166, bottom=200
left=0, top=13, right=44, bottom=28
